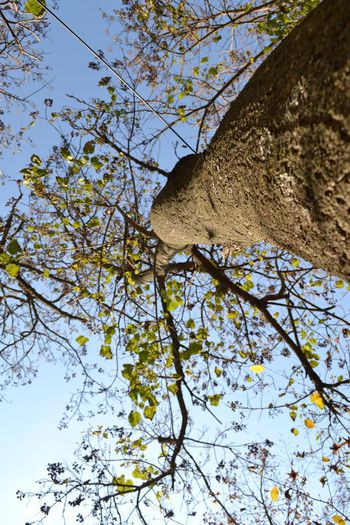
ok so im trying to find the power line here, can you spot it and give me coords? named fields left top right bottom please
left=35, top=0, right=196, bottom=153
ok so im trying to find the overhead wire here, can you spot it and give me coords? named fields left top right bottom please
left=34, top=0, right=196, bottom=153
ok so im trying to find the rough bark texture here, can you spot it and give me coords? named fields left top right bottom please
left=151, top=0, right=350, bottom=279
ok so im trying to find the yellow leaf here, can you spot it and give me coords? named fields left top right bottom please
left=304, top=418, right=315, bottom=429
left=310, top=391, right=325, bottom=410
left=270, top=486, right=279, bottom=502
left=322, top=456, right=330, bottom=462
left=250, top=364, right=265, bottom=374
left=332, top=515, right=346, bottom=525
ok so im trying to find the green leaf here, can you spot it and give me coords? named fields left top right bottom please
left=31, top=154, right=42, bottom=166
left=132, top=466, right=148, bottom=480
left=144, top=405, right=157, bottom=420
left=83, top=141, right=95, bottom=155
left=208, top=66, right=218, bottom=76
left=186, top=318, right=195, bottom=329
left=76, top=335, right=89, bottom=346
left=309, top=360, right=319, bottom=368
left=122, top=363, right=134, bottom=380
left=100, top=344, right=113, bottom=359
left=104, top=325, right=116, bottom=337
left=208, top=394, right=222, bottom=406
left=289, top=410, right=297, bottom=421
left=56, top=176, right=68, bottom=188
left=0, top=252, right=11, bottom=264
left=5, top=263, right=20, bottom=278
left=112, top=474, right=134, bottom=494
left=25, top=0, right=46, bottom=17
left=70, top=164, right=81, bottom=175
left=7, top=239, right=22, bottom=255
left=335, top=280, right=344, bottom=288
left=168, top=383, right=178, bottom=396
left=128, top=410, right=141, bottom=427
left=182, top=341, right=202, bottom=360
left=20, top=167, right=33, bottom=177
left=91, top=157, right=104, bottom=170
left=189, top=341, right=202, bottom=354
left=60, top=147, right=74, bottom=162
left=36, top=167, right=50, bottom=178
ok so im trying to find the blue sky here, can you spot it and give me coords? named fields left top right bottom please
left=1, top=2, right=349, bottom=524
left=0, top=361, right=86, bottom=524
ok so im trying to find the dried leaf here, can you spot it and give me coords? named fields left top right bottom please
left=310, top=391, right=325, bottom=410
left=270, top=486, right=279, bottom=501
left=250, top=364, right=265, bottom=374
left=332, top=515, right=346, bottom=525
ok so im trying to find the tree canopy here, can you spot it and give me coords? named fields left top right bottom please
left=0, top=0, right=52, bottom=150
left=0, top=1, right=349, bottom=524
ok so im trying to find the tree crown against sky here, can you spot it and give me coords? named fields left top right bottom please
left=0, top=0, right=54, bottom=150
left=0, top=1, right=349, bottom=524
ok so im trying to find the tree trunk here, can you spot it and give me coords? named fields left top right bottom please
left=151, top=0, right=350, bottom=279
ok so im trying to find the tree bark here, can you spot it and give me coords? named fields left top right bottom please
left=151, top=0, right=350, bottom=279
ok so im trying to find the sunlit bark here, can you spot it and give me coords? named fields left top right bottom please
left=151, top=0, right=350, bottom=278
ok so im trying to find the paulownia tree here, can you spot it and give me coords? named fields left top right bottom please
left=0, top=0, right=348, bottom=524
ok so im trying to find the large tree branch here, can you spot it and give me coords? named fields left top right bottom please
left=191, top=245, right=337, bottom=410
left=157, top=275, right=188, bottom=475
left=151, top=0, right=350, bottom=279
